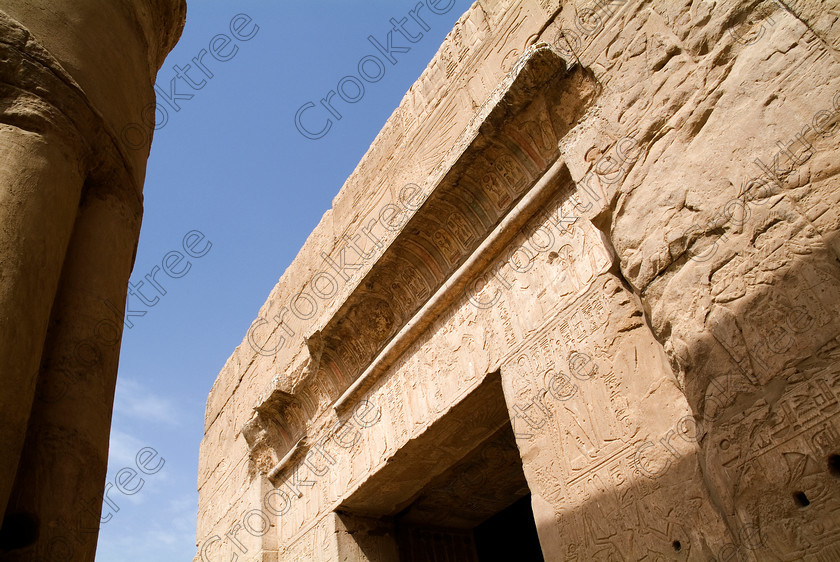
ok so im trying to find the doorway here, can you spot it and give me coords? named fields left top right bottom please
left=393, top=422, right=544, bottom=561
left=337, top=372, right=544, bottom=561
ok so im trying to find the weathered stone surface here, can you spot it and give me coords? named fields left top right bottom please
left=196, top=0, right=840, bottom=560
left=0, top=1, right=185, bottom=559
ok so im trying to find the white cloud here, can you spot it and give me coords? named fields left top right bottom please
left=107, top=428, right=147, bottom=469
left=113, top=377, right=179, bottom=426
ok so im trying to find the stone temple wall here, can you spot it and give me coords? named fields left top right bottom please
left=195, top=0, right=840, bottom=560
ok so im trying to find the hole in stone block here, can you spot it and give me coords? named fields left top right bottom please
left=672, top=540, right=682, bottom=552
left=793, top=491, right=810, bottom=508
left=0, top=512, right=39, bottom=550
left=828, top=454, right=840, bottom=478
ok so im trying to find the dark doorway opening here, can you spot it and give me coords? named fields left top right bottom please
left=337, top=373, right=544, bottom=561
left=474, top=494, right=544, bottom=561
left=393, top=422, right=543, bottom=561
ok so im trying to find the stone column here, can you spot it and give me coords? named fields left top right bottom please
left=3, top=178, right=142, bottom=561
left=0, top=0, right=185, bottom=557
left=0, top=115, right=87, bottom=524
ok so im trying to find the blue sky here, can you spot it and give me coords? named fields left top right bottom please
left=94, top=1, right=468, bottom=560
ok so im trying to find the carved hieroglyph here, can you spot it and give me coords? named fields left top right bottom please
left=196, top=1, right=840, bottom=560
left=0, top=1, right=185, bottom=559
